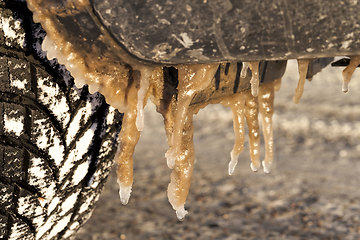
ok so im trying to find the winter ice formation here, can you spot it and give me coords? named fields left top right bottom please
left=27, top=0, right=360, bottom=220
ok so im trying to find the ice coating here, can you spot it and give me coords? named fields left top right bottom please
left=165, top=64, right=218, bottom=219
left=36, top=26, right=279, bottom=217
left=115, top=81, right=140, bottom=204
left=115, top=67, right=163, bottom=204
left=244, top=91, right=261, bottom=171
left=259, top=81, right=275, bottom=173
left=222, top=96, right=246, bottom=175
left=29, top=0, right=359, bottom=221
left=27, top=0, right=150, bottom=114
left=222, top=79, right=277, bottom=174
left=167, top=113, right=194, bottom=220
left=248, top=62, right=260, bottom=97
left=342, top=56, right=360, bottom=93
left=41, top=33, right=131, bottom=111
left=293, top=59, right=311, bottom=104
left=28, top=0, right=279, bottom=219
left=165, top=64, right=219, bottom=169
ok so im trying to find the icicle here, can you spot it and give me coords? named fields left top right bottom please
left=244, top=91, right=261, bottom=171
left=163, top=111, right=177, bottom=169
left=165, top=64, right=218, bottom=220
left=248, top=62, right=260, bottom=97
left=164, top=82, right=193, bottom=169
left=342, top=56, right=360, bottom=93
left=165, top=64, right=218, bottom=169
left=167, top=112, right=195, bottom=220
left=222, top=86, right=267, bottom=174
left=115, top=83, right=141, bottom=205
left=293, top=59, right=311, bottom=104
left=136, top=68, right=152, bottom=131
left=222, top=97, right=246, bottom=175
left=259, top=82, right=275, bottom=173
left=240, top=62, right=250, bottom=78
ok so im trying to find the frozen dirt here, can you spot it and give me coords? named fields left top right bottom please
left=76, top=60, right=360, bottom=240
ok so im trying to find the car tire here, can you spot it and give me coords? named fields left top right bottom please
left=0, top=1, right=122, bottom=239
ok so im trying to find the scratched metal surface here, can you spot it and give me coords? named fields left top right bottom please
left=92, top=0, right=360, bottom=63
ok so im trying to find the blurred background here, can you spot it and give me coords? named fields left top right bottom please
left=76, top=60, right=360, bottom=240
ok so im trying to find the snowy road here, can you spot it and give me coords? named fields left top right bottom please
left=77, top=60, right=360, bottom=240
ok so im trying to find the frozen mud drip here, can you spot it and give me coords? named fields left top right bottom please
left=27, top=0, right=360, bottom=220
left=293, top=59, right=311, bottom=104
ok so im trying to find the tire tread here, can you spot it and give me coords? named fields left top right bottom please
left=0, top=1, right=123, bottom=239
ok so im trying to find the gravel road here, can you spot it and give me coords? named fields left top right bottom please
left=76, top=60, right=360, bottom=240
